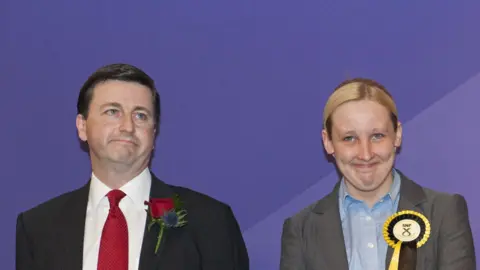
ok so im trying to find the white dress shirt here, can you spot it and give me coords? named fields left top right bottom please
left=83, top=168, right=152, bottom=270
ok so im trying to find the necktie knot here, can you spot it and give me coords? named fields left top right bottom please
left=107, top=189, right=126, bottom=207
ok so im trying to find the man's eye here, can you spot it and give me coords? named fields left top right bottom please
left=372, top=133, right=385, bottom=140
left=105, top=109, right=118, bottom=115
left=135, top=112, right=148, bottom=120
left=343, top=136, right=355, bottom=142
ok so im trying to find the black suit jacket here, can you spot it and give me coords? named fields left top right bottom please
left=16, top=174, right=249, bottom=270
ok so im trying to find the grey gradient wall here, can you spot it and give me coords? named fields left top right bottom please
left=2, top=1, right=480, bottom=269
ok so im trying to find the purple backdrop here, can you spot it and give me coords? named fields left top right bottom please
left=2, top=1, right=480, bottom=269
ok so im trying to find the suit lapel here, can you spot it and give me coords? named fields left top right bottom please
left=310, top=183, right=349, bottom=270
left=55, top=182, right=90, bottom=270
left=139, top=174, right=176, bottom=270
left=385, top=171, right=427, bottom=270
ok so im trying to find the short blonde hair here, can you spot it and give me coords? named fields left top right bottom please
left=323, top=78, right=398, bottom=137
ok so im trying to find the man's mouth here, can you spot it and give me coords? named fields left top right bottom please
left=112, top=139, right=136, bottom=145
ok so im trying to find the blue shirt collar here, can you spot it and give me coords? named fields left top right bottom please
left=338, top=168, right=401, bottom=218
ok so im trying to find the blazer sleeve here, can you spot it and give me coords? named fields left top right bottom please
left=199, top=205, right=249, bottom=270
left=16, top=213, right=36, bottom=270
left=437, top=194, right=476, bottom=270
left=280, top=218, right=305, bottom=270
left=225, top=206, right=250, bottom=270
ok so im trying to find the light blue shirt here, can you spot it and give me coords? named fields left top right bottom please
left=338, top=169, right=401, bottom=270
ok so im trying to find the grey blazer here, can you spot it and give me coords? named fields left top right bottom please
left=280, top=171, right=476, bottom=270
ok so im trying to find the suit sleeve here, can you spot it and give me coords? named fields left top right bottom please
left=225, top=206, right=250, bottom=270
left=199, top=205, right=249, bottom=270
left=280, top=218, right=305, bottom=270
left=438, top=194, right=476, bottom=270
left=16, top=213, right=36, bottom=270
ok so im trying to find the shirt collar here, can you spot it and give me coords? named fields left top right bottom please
left=338, top=168, right=401, bottom=215
left=89, top=167, right=152, bottom=210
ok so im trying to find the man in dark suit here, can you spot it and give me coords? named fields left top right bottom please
left=16, top=63, right=249, bottom=270
left=280, top=78, right=476, bottom=270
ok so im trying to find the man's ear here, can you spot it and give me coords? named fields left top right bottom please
left=76, top=114, right=88, bottom=142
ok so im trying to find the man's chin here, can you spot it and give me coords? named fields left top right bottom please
left=106, top=154, right=136, bottom=165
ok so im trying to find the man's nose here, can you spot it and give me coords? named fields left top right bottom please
left=119, top=114, right=135, bottom=132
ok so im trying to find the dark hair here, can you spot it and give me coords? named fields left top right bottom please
left=77, top=63, right=160, bottom=127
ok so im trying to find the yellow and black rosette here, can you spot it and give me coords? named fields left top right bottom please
left=383, top=210, right=431, bottom=270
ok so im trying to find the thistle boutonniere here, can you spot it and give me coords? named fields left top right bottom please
left=144, top=195, right=188, bottom=254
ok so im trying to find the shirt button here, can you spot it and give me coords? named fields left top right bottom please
left=367, top=243, right=375, bottom=248
left=365, top=216, right=372, bottom=221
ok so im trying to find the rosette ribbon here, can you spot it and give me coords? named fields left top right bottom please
left=383, top=210, right=431, bottom=270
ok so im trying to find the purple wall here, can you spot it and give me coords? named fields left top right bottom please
left=2, top=1, right=480, bottom=269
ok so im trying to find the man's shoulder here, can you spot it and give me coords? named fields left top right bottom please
left=165, top=184, right=238, bottom=229
left=19, top=185, right=87, bottom=221
left=168, top=184, right=231, bottom=211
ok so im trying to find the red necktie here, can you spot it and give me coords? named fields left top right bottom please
left=97, top=189, right=128, bottom=270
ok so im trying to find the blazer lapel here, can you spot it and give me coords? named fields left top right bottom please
left=310, top=183, right=349, bottom=270
left=385, top=171, right=427, bottom=270
left=139, top=174, right=176, bottom=270
left=54, top=182, right=90, bottom=270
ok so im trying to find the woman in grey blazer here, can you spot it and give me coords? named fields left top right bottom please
left=280, top=78, right=475, bottom=270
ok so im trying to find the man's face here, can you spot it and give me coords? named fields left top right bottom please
left=322, top=100, right=402, bottom=194
left=76, top=80, right=156, bottom=168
